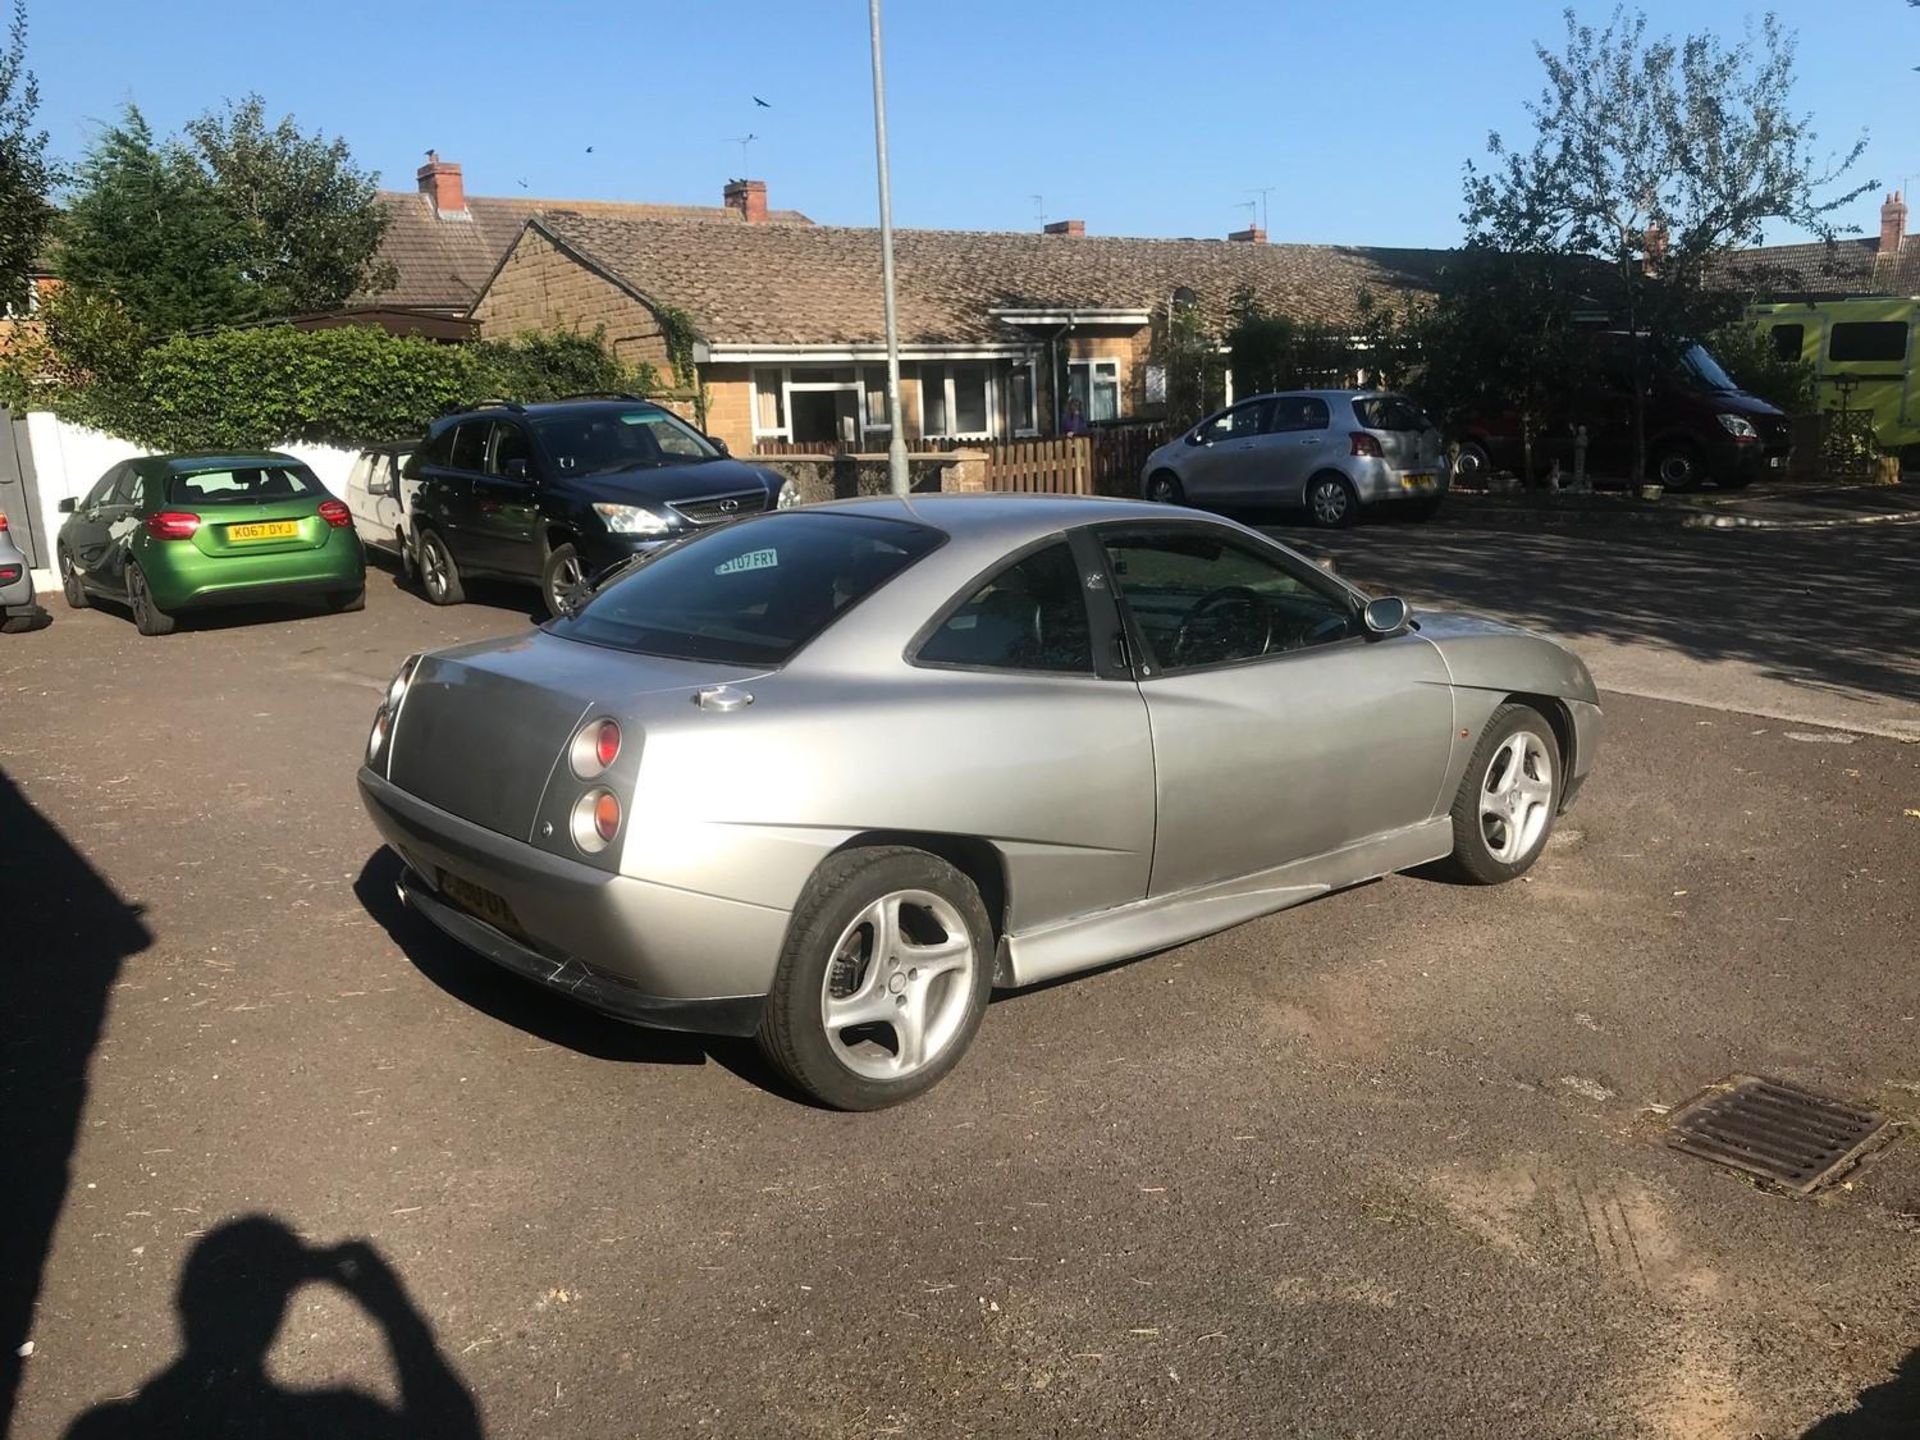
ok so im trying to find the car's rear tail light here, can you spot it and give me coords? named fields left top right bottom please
left=318, top=499, right=353, bottom=528
left=1349, top=432, right=1384, bottom=459
left=0, top=510, right=10, bottom=530
left=146, top=511, right=201, bottom=541
left=0, top=564, right=20, bottom=585
left=570, top=717, right=622, bottom=778
left=570, top=788, right=621, bottom=854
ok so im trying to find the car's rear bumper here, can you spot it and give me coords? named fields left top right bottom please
left=144, top=531, right=365, bottom=610
left=1350, top=460, right=1450, bottom=505
left=357, top=768, right=784, bottom=1035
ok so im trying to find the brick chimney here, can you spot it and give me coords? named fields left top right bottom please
left=725, top=178, right=768, bottom=223
left=1228, top=226, right=1267, bottom=243
left=416, top=151, right=467, bottom=219
left=1043, top=219, right=1085, bottom=236
left=1880, top=190, right=1907, bottom=254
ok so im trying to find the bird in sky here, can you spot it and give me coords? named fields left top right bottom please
left=753, top=95, right=771, bottom=107
left=585, top=145, right=595, bottom=154
left=517, top=178, right=529, bottom=189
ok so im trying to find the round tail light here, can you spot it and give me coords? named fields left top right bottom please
left=570, top=717, right=622, bottom=778
left=570, top=788, right=621, bottom=854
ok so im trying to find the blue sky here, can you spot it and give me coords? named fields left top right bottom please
left=27, top=0, right=1918, bottom=249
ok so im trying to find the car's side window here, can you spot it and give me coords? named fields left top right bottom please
left=1104, top=528, right=1362, bottom=672
left=488, top=423, right=533, bottom=477
left=116, top=472, right=145, bottom=509
left=448, top=422, right=489, bottom=473
left=82, top=466, right=122, bottom=512
left=1196, top=399, right=1272, bottom=443
left=1270, top=396, right=1331, bottom=433
left=916, top=541, right=1094, bottom=674
left=411, top=429, right=455, bottom=475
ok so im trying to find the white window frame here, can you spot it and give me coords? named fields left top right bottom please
left=1067, top=358, right=1123, bottom=425
left=1007, top=359, right=1039, bottom=437
left=750, top=367, right=789, bottom=440
left=920, top=361, right=999, bottom=441
left=753, top=364, right=895, bottom=446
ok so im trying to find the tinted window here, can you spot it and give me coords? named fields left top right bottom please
left=548, top=512, right=942, bottom=665
left=1828, top=322, right=1908, bottom=363
left=1196, top=400, right=1272, bottom=442
left=82, top=466, right=122, bottom=510
left=917, top=542, right=1093, bottom=673
left=1351, top=396, right=1429, bottom=432
left=533, top=405, right=718, bottom=477
left=110, top=467, right=144, bottom=506
left=448, top=422, right=489, bottom=472
left=413, top=427, right=455, bottom=471
left=1769, top=323, right=1805, bottom=361
left=168, top=466, right=322, bottom=505
left=488, top=423, right=532, bottom=476
left=1270, top=396, right=1332, bottom=432
left=1105, top=528, right=1360, bottom=671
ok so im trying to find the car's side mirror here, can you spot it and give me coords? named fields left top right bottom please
left=502, top=457, right=530, bottom=481
left=707, top=435, right=730, bottom=457
left=57, top=497, right=75, bottom=514
left=1363, top=596, right=1411, bottom=637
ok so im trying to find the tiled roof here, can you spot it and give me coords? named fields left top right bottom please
left=528, top=212, right=1451, bottom=347
left=361, top=191, right=815, bottom=311
left=1711, top=237, right=1920, bottom=297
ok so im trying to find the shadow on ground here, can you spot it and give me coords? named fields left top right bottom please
left=0, top=769, right=151, bottom=1435
left=1273, top=522, right=1920, bottom=705
left=351, top=848, right=807, bottom=1103
left=62, top=1215, right=482, bottom=1439
left=1801, top=1345, right=1920, bottom=1437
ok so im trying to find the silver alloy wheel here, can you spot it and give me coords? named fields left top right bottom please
left=820, top=888, right=976, bottom=1081
left=420, top=537, right=448, bottom=598
left=1478, top=730, right=1554, bottom=864
left=549, top=551, right=585, bottom=612
left=1309, top=477, right=1351, bottom=525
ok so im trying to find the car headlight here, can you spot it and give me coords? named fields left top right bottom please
left=775, top=478, right=801, bottom=510
left=1716, top=413, right=1758, bottom=439
left=593, top=502, right=671, bottom=535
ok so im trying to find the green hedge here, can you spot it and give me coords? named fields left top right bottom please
left=22, top=323, right=664, bottom=451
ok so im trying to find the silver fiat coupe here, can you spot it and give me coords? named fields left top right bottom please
left=359, top=494, right=1599, bottom=1109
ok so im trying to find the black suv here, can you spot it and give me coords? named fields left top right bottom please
left=405, top=397, right=793, bottom=615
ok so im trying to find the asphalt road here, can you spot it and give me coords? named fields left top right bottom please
left=4, top=525, right=1919, bottom=1440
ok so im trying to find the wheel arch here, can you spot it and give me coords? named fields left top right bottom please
left=826, top=830, right=1009, bottom=946
left=1502, top=691, right=1575, bottom=776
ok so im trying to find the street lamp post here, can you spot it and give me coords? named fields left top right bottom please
left=867, top=0, right=909, bottom=496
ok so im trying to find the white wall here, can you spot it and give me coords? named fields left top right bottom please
left=23, top=414, right=358, bottom=582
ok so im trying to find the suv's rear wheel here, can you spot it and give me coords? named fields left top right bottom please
left=542, top=542, right=587, bottom=619
left=416, top=529, right=464, bottom=606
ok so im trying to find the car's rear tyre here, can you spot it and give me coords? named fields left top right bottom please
left=542, top=542, right=587, bottom=619
left=126, top=563, right=176, bottom=637
left=1442, top=703, right=1561, bottom=884
left=757, top=846, right=993, bottom=1111
left=59, top=549, right=90, bottom=610
left=1, top=612, right=37, bottom=634
left=329, top=586, right=366, bottom=613
left=1144, top=469, right=1184, bottom=505
left=1305, top=472, right=1359, bottom=528
left=1653, top=444, right=1703, bottom=492
left=416, top=529, right=464, bottom=606
left=397, top=528, right=416, bottom=583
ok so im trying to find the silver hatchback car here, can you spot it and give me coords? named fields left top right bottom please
left=1142, top=390, right=1448, bottom=527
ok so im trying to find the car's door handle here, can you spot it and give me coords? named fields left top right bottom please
left=1300, top=438, right=1322, bottom=445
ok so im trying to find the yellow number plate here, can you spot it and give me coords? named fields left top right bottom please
left=227, top=520, right=300, bottom=542
left=1400, top=474, right=1437, bottom=491
left=438, top=869, right=525, bottom=938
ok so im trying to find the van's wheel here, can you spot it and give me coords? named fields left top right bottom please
left=542, top=542, right=587, bottom=619
left=1305, top=472, right=1359, bottom=528
left=126, top=563, right=176, bottom=637
left=1442, top=703, right=1561, bottom=884
left=1653, top=444, right=1703, bottom=492
left=1145, top=469, right=1184, bottom=505
left=416, top=529, right=464, bottom=605
left=59, top=548, right=89, bottom=610
left=1452, top=441, right=1492, bottom=488
left=758, top=847, right=993, bottom=1111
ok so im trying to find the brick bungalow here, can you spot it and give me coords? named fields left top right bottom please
left=464, top=187, right=1447, bottom=455
left=1711, top=191, right=1920, bottom=299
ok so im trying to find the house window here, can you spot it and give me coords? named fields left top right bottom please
left=920, top=363, right=996, bottom=438
left=753, top=368, right=787, bottom=437
left=1008, top=363, right=1037, bottom=436
left=1828, top=321, right=1907, bottom=363
left=863, top=366, right=891, bottom=429
left=1068, top=359, right=1121, bottom=424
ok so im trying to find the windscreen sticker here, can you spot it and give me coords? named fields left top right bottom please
left=714, top=548, right=778, bottom=575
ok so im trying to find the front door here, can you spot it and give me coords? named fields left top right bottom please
left=64, top=465, right=129, bottom=592
left=1180, top=399, right=1273, bottom=505
left=1098, top=522, right=1455, bottom=896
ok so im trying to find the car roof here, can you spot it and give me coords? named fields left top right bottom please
left=1239, top=389, right=1394, bottom=403
left=433, top=398, right=671, bottom=427
left=137, top=451, right=301, bottom=472
left=807, top=491, right=1196, bottom=547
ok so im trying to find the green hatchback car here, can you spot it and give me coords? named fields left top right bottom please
left=57, top=452, right=366, bottom=635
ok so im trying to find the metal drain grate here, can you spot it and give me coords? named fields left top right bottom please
left=1667, top=1075, right=1892, bottom=1196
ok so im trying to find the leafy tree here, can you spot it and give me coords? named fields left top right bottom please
left=184, top=95, right=393, bottom=316
left=1466, top=6, right=1872, bottom=479
left=1702, top=319, right=1815, bottom=413
left=1224, top=290, right=1351, bottom=395
left=1148, top=299, right=1226, bottom=432
left=0, top=0, right=57, bottom=315
left=57, top=106, right=254, bottom=333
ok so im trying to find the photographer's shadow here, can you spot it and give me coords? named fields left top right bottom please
left=65, top=1215, right=481, bottom=1439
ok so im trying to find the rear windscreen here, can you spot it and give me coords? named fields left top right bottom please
left=1351, top=396, right=1432, bottom=432
left=168, top=466, right=323, bottom=505
left=547, top=511, right=944, bottom=665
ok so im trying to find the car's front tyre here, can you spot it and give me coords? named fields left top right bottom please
left=1442, top=703, right=1561, bottom=884
left=758, top=846, right=993, bottom=1111
left=1305, top=472, right=1359, bottom=528
left=59, top=548, right=89, bottom=610
left=1145, top=469, right=1185, bottom=505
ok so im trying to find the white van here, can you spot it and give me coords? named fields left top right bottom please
left=343, top=443, right=417, bottom=572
